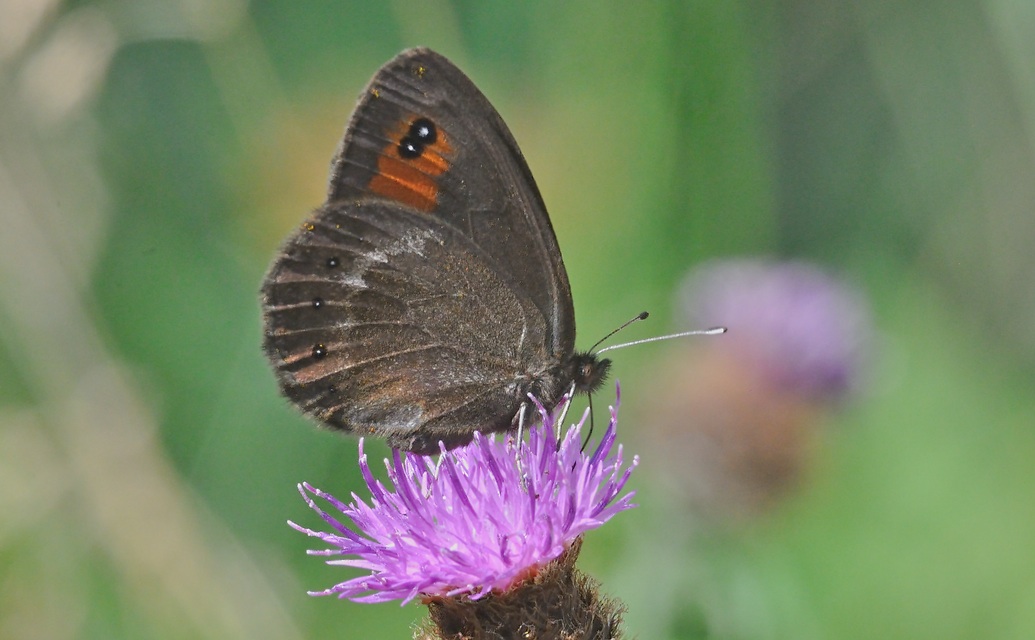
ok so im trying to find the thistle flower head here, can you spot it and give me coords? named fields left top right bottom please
left=289, top=390, right=638, bottom=605
left=650, top=258, right=876, bottom=519
left=678, top=258, right=873, bottom=403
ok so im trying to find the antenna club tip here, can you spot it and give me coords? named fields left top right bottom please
left=710, top=326, right=728, bottom=334
left=637, top=311, right=649, bottom=320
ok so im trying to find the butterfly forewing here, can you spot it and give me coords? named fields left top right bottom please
left=326, top=48, right=575, bottom=357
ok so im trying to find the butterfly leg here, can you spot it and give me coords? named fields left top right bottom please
left=580, top=393, right=596, bottom=452
left=513, top=401, right=529, bottom=478
left=555, top=381, right=577, bottom=441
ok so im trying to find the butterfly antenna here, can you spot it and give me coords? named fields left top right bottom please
left=596, top=326, right=727, bottom=355
left=588, top=311, right=650, bottom=353
left=577, top=315, right=725, bottom=452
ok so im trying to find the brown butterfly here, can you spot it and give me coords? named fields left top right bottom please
left=261, top=49, right=609, bottom=454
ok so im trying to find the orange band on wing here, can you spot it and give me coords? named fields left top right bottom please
left=368, top=118, right=453, bottom=213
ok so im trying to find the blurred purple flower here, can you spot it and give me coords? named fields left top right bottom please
left=289, top=391, right=638, bottom=605
left=678, top=258, right=873, bottom=403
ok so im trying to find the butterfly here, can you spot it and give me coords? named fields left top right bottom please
left=261, top=48, right=609, bottom=454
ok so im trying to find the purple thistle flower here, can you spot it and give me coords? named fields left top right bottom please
left=289, top=389, right=638, bottom=606
left=678, top=258, right=873, bottom=403
left=648, top=258, right=876, bottom=520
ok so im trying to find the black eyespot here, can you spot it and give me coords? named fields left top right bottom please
left=409, top=118, right=437, bottom=144
left=312, top=297, right=324, bottom=309
left=326, top=256, right=340, bottom=268
left=398, top=138, right=423, bottom=158
left=326, top=384, right=338, bottom=394
left=312, top=344, right=327, bottom=359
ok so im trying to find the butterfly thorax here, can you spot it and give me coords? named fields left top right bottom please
left=520, top=352, right=611, bottom=412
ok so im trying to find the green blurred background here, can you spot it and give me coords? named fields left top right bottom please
left=3, top=1, right=1035, bottom=638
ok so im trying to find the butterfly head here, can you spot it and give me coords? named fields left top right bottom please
left=570, top=352, right=611, bottom=396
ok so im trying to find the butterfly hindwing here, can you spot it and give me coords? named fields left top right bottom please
left=262, top=200, right=561, bottom=453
